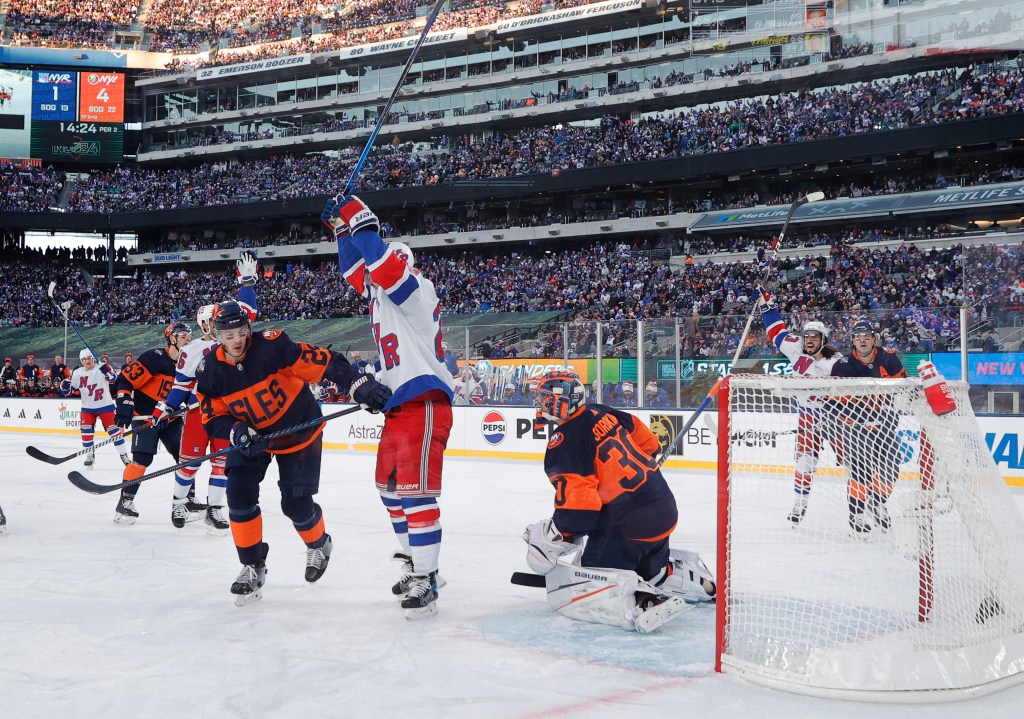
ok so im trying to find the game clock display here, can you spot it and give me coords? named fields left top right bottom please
left=29, top=70, right=125, bottom=163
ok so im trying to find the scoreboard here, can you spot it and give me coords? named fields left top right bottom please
left=29, top=71, right=125, bottom=163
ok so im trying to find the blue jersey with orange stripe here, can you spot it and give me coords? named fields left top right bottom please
left=196, top=329, right=361, bottom=454
left=544, top=403, right=678, bottom=542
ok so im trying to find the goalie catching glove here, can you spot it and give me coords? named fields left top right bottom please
left=523, top=518, right=576, bottom=575
left=236, top=250, right=259, bottom=286
left=321, top=196, right=380, bottom=236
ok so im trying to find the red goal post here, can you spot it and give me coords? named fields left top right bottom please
left=715, top=374, right=1024, bottom=700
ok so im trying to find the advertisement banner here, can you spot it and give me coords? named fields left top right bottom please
left=932, top=352, right=1024, bottom=385
left=2, top=399, right=1021, bottom=486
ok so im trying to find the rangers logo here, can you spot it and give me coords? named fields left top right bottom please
left=481, top=410, right=507, bottom=445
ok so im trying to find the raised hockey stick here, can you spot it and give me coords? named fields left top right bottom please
left=26, top=406, right=189, bottom=465
left=728, top=191, right=825, bottom=369
left=336, top=0, right=447, bottom=199
left=47, top=281, right=99, bottom=358
left=67, top=404, right=363, bottom=495
left=656, top=379, right=722, bottom=469
left=510, top=571, right=546, bottom=588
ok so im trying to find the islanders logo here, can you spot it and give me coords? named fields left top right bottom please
left=481, top=410, right=507, bottom=445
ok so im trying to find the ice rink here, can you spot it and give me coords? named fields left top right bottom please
left=2, top=430, right=1023, bottom=718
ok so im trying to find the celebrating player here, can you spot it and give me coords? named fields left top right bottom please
left=757, top=291, right=842, bottom=523
left=113, top=321, right=195, bottom=525
left=63, top=349, right=131, bottom=468
left=151, top=251, right=259, bottom=534
left=522, top=370, right=715, bottom=633
left=323, top=195, right=455, bottom=620
left=829, top=319, right=907, bottom=534
left=196, top=300, right=390, bottom=605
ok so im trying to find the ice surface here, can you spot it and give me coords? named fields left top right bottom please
left=2, top=432, right=1022, bottom=718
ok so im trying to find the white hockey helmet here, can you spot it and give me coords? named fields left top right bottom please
left=196, top=304, right=216, bottom=335
left=388, top=241, right=415, bottom=269
left=801, top=321, right=830, bottom=342
left=79, top=348, right=95, bottom=362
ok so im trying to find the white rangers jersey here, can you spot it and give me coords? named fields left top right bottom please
left=762, top=306, right=840, bottom=377
left=69, top=365, right=117, bottom=412
left=339, top=232, right=454, bottom=410
left=165, top=337, right=218, bottom=409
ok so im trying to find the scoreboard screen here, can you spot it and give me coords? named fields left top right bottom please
left=0, top=68, right=125, bottom=164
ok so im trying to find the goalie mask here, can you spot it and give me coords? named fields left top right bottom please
left=535, top=370, right=586, bottom=423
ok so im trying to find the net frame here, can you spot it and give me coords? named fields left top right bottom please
left=715, top=375, right=1024, bottom=701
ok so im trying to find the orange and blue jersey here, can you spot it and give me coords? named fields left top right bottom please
left=544, top=403, right=677, bottom=542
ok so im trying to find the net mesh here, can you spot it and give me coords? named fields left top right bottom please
left=720, top=376, right=1024, bottom=695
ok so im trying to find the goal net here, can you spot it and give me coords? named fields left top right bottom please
left=716, top=375, right=1024, bottom=699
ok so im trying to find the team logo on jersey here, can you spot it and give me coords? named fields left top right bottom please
left=481, top=410, right=507, bottom=445
left=547, top=432, right=564, bottom=449
left=262, top=330, right=281, bottom=340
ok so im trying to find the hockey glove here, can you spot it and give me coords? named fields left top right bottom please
left=114, top=396, right=135, bottom=429
left=524, top=519, right=575, bottom=575
left=321, top=196, right=380, bottom=236
left=349, top=374, right=392, bottom=413
left=230, top=422, right=267, bottom=459
left=150, top=401, right=172, bottom=426
left=236, top=250, right=259, bottom=286
left=756, top=290, right=777, bottom=315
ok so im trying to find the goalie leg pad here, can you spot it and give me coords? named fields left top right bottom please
left=658, top=549, right=716, bottom=603
left=545, top=560, right=642, bottom=631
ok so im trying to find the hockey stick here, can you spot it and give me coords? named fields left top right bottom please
left=27, top=406, right=189, bottom=465
left=336, top=0, right=447, bottom=199
left=67, top=404, right=363, bottom=495
left=701, top=412, right=797, bottom=442
left=47, top=281, right=99, bottom=358
left=728, top=191, right=825, bottom=369
left=511, top=571, right=546, bottom=588
left=656, top=379, right=722, bottom=469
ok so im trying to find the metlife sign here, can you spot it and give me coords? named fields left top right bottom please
left=691, top=181, right=1024, bottom=231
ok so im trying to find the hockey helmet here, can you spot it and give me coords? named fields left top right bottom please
left=196, top=304, right=216, bottom=335
left=535, top=370, right=586, bottom=422
left=212, top=301, right=251, bottom=333
left=79, top=348, right=95, bottom=362
left=164, top=320, right=192, bottom=344
left=850, top=319, right=874, bottom=337
left=388, top=241, right=415, bottom=269
left=801, top=321, right=830, bottom=342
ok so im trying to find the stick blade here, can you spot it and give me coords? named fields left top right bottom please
left=47, top=281, right=56, bottom=298
left=26, top=445, right=68, bottom=465
left=510, top=571, right=546, bottom=588
left=805, top=190, right=826, bottom=203
left=68, top=471, right=118, bottom=495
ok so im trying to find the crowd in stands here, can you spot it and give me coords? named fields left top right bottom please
left=55, top=64, right=1024, bottom=214
left=4, top=0, right=140, bottom=49
left=0, top=166, right=64, bottom=214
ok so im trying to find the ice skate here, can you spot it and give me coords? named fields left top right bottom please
left=114, top=493, right=138, bottom=525
left=171, top=497, right=205, bottom=528
left=119, top=452, right=131, bottom=467
left=868, top=494, right=890, bottom=532
left=787, top=496, right=808, bottom=525
left=83, top=448, right=95, bottom=467
left=401, top=572, right=439, bottom=620
left=205, top=505, right=229, bottom=536
left=391, top=552, right=445, bottom=598
left=848, top=510, right=870, bottom=535
left=305, top=534, right=333, bottom=582
left=634, top=592, right=693, bottom=634
left=0, top=505, right=7, bottom=536
left=232, top=543, right=269, bottom=606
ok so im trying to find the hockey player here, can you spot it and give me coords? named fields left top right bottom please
left=323, top=195, right=455, bottom=619
left=64, top=349, right=130, bottom=468
left=829, top=319, right=907, bottom=534
left=522, top=370, right=715, bottom=634
left=196, top=300, right=390, bottom=605
left=757, top=292, right=842, bottom=523
left=113, top=321, right=194, bottom=524
left=151, top=252, right=259, bottom=533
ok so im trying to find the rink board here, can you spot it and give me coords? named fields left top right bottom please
left=0, top=397, right=1021, bottom=486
